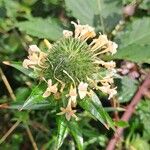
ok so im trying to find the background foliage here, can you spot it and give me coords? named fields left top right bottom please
left=0, top=0, right=150, bottom=149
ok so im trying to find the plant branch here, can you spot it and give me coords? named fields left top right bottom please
left=106, top=73, right=150, bottom=150
left=0, top=68, right=16, bottom=101
left=26, top=125, right=38, bottom=150
left=0, top=120, right=21, bottom=144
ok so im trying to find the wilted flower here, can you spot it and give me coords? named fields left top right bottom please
left=90, top=34, right=108, bottom=51
left=43, top=79, right=58, bottom=98
left=29, top=45, right=41, bottom=53
left=98, top=85, right=117, bottom=99
left=71, top=21, right=96, bottom=40
left=22, top=45, right=47, bottom=70
left=78, top=82, right=88, bottom=99
left=22, top=21, right=118, bottom=120
left=68, top=85, right=77, bottom=106
left=63, top=30, right=73, bottom=38
left=94, top=60, right=116, bottom=70
left=57, top=100, right=78, bottom=121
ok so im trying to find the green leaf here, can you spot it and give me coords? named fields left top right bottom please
left=14, top=111, right=29, bottom=123
left=16, top=17, right=63, bottom=41
left=67, top=120, right=83, bottom=150
left=56, top=117, right=68, bottom=149
left=91, top=92, right=115, bottom=131
left=114, top=120, right=129, bottom=127
left=116, top=76, right=138, bottom=103
left=137, top=100, right=150, bottom=139
left=79, top=91, right=115, bottom=130
left=15, top=87, right=30, bottom=102
left=104, top=107, right=125, bottom=112
left=65, top=0, right=121, bottom=32
left=20, top=83, right=46, bottom=110
left=114, top=44, right=150, bottom=64
left=114, top=18, right=150, bottom=64
left=3, top=61, right=38, bottom=79
left=4, top=0, right=29, bottom=19
left=140, top=0, right=150, bottom=10
left=9, top=102, right=51, bottom=110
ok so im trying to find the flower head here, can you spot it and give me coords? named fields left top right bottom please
left=22, top=21, right=118, bottom=120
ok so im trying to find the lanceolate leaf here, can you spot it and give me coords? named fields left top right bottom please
left=16, top=17, right=63, bottom=41
left=67, top=120, right=83, bottom=150
left=3, top=61, right=38, bottom=79
left=79, top=91, right=115, bottom=130
left=20, top=83, right=46, bottom=110
left=56, top=117, right=68, bottom=149
left=79, top=99, right=107, bottom=127
left=9, top=102, right=51, bottom=110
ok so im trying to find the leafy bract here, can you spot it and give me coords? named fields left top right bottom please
left=20, top=83, right=55, bottom=110
left=56, top=117, right=68, bottom=149
left=67, top=120, right=83, bottom=150
left=79, top=91, right=115, bottom=130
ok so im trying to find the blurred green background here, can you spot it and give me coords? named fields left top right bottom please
left=0, top=0, right=150, bottom=149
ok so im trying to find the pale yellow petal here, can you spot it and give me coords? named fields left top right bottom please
left=43, top=89, right=51, bottom=98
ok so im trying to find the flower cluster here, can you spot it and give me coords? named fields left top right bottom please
left=23, top=45, right=47, bottom=70
left=23, top=21, right=118, bottom=121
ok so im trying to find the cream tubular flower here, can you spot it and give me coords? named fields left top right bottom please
left=71, top=21, right=96, bottom=41
left=98, top=85, right=117, bottom=99
left=108, top=87, right=117, bottom=99
left=23, top=53, right=39, bottom=69
left=101, top=41, right=118, bottom=55
left=90, top=34, right=118, bottom=55
left=43, top=79, right=58, bottom=98
left=94, top=60, right=116, bottom=70
left=38, top=51, right=48, bottom=68
left=78, top=82, right=88, bottom=99
left=79, top=25, right=96, bottom=40
left=29, top=45, right=41, bottom=53
left=68, top=85, right=77, bottom=105
left=90, top=34, right=108, bottom=52
left=23, top=45, right=47, bottom=70
left=63, top=30, right=73, bottom=38
left=99, top=76, right=114, bottom=86
left=57, top=101, right=78, bottom=121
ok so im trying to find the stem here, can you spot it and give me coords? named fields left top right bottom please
left=0, top=120, right=21, bottom=144
left=106, top=73, right=150, bottom=150
left=0, top=68, right=16, bottom=101
left=26, top=125, right=38, bottom=150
